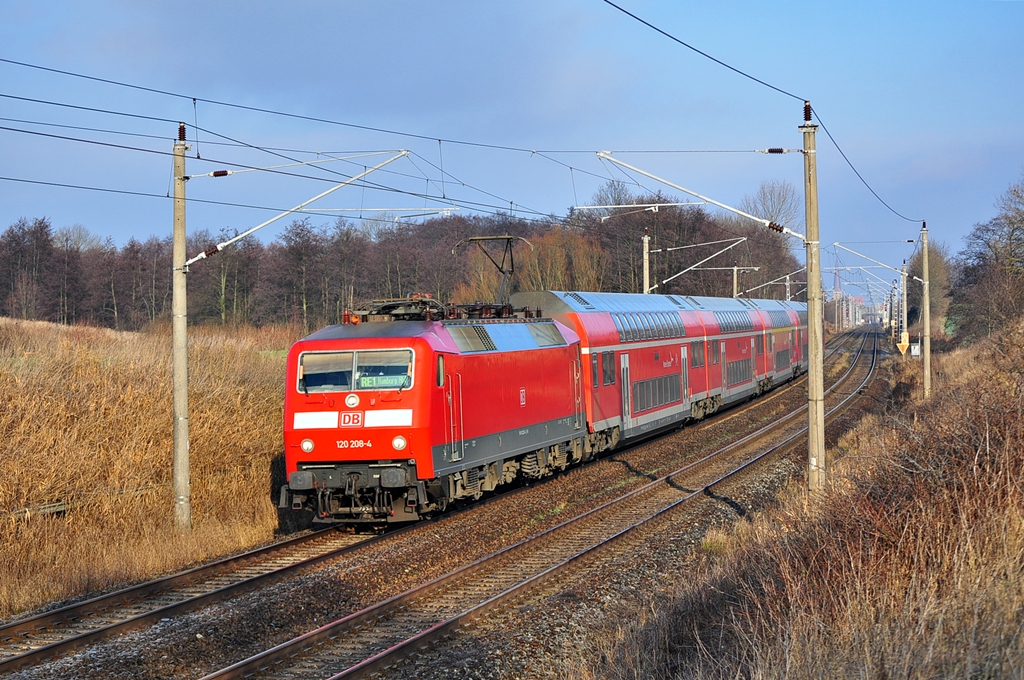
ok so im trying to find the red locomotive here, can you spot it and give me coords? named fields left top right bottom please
left=278, top=291, right=807, bottom=526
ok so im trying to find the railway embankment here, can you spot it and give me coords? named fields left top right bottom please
left=580, top=322, right=1024, bottom=678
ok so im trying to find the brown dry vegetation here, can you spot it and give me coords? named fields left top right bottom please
left=0, top=318, right=299, bottom=618
left=583, top=325, right=1024, bottom=679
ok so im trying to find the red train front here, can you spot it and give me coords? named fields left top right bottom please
left=279, top=297, right=584, bottom=525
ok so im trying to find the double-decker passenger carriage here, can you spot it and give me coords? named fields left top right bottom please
left=510, top=291, right=807, bottom=437
left=279, top=291, right=807, bottom=527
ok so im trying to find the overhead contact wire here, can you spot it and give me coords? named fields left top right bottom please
left=593, top=7, right=923, bottom=226
left=811, top=108, right=923, bottom=224
left=598, top=0, right=805, bottom=102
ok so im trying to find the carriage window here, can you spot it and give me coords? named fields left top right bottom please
left=354, top=349, right=414, bottom=390
left=690, top=341, right=704, bottom=368
left=651, top=313, right=664, bottom=337
left=299, top=351, right=353, bottom=392
left=668, top=314, right=680, bottom=337
left=666, top=313, right=681, bottom=337
left=437, top=354, right=445, bottom=387
left=640, top=314, right=654, bottom=340
left=623, top=314, right=640, bottom=342
left=603, top=351, right=616, bottom=385
left=591, top=353, right=600, bottom=388
left=629, top=313, right=644, bottom=340
left=629, top=314, right=644, bottom=340
left=611, top=314, right=626, bottom=342
left=650, top=313, right=666, bottom=338
left=640, top=313, right=656, bottom=339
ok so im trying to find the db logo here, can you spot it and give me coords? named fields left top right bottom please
left=340, top=411, right=363, bottom=427
left=520, top=388, right=526, bottom=407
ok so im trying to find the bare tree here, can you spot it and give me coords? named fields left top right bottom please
left=52, top=226, right=92, bottom=324
left=739, top=180, right=801, bottom=227
left=55, top=224, right=103, bottom=251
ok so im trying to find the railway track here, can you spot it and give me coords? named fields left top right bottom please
left=201, top=331, right=879, bottom=680
left=2, top=330, right=868, bottom=677
left=0, top=529, right=377, bottom=674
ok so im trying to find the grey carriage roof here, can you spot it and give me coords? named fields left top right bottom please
left=510, top=290, right=806, bottom=316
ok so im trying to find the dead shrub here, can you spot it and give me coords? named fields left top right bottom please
left=581, top=321, right=1024, bottom=678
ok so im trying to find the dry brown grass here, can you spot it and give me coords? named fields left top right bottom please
left=579, top=326, right=1024, bottom=679
left=0, top=318, right=301, bottom=618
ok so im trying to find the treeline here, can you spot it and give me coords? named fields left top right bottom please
left=8, top=172, right=1021, bottom=340
left=1, top=184, right=806, bottom=333
left=944, top=174, right=1024, bottom=343
left=896, top=173, right=1024, bottom=345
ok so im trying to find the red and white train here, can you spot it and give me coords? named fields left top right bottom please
left=278, top=291, right=807, bottom=525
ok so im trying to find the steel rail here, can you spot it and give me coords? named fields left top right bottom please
left=0, top=528, right=381, bottom=673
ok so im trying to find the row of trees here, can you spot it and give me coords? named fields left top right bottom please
left=0, top=182, right=806, bottom=333
left=8, top=171, right=1022, bottom=345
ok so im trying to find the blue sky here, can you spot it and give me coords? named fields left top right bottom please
left=1, top=0, right=1022, bottom=291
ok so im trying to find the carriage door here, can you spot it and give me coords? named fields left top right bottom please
left=572, top=348, right=584, bottom=431
left=720, top=341, right=728, bottom=397
left=751, top=337, right=757, bottom=383
left=679, top=344, right=690, bottom=410
left=620, top=352, right=632, bottom=434
left=445, top=370, right=465, bottom=462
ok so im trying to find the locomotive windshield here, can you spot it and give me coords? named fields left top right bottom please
left=298, top=349, right=413, bottom=393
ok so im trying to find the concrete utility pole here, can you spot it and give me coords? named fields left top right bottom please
left=889, top=287, right=896, bottom=342
left=922, top=222, right=931, bottom=397
left=901, top=261, right=909, bottom=356
left=728, top=265, right=759, bottom=297
left=642, top=228, right=650, bottom=294
left=172, top=123, right=191, bottom=531
left=801, top=102, right=825, bottom=493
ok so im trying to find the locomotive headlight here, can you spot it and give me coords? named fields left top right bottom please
left=300, top=439, right=315, bottom=453
left=391, top=435, right=407, bottom=451
left=345, top=394, right=359, bottom=408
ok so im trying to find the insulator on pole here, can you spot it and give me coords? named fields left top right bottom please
left=803, top=101, right=812, bottom=122
left=178, top=122, right=186, bottom=142
left=212, top=170, right=229, bottom=177
left=767, top=147, right=785, bottom=154
left=767, top=222, right=784, bottom=233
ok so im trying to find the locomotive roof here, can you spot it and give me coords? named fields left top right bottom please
left=302, top=320, right=436, bottom=341
left=298, top=317, right=580, bottom=354
left=511, top=290, right=806, bottom=316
